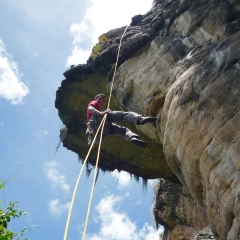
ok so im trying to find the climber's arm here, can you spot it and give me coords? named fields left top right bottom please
left=88, top=106, right=111, bottom=116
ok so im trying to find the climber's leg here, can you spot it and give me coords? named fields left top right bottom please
left=110, top=124, right=147, bottom=147
left=109, top=111, right=157, bottom=125
left=109, top=111, right=141, bottom=124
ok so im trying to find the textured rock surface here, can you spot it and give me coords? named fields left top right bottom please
left=55, top=0, right=240, bottom=239
left=152, top=179, right=209, bottom=240
left=162, top=31, right=240, bottom=239
left=55, top=74, right=176, bottom=180
left=193, top=226, right=216, bottom=240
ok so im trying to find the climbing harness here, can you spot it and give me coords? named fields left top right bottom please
left=86, top=122, right=94, bottom=145
left=63, top=25, right=129, bottom=240
left=86, top=115, right=106, bottom=145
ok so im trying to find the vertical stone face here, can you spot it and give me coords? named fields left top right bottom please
left=152, top=179, right=209, bottom=239
left=161, top=32, right=240, bottom=239
left=56, top=0, right=240, bottom=238
left=112, top=2, right=240, bottom=237
left=193, top=226, right=216, bottom=240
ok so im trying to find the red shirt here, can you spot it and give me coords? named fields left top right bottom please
left=87, top=100, right=100, bottom=121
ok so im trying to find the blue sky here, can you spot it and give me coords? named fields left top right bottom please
left=0, top=0, right=163, bottom=239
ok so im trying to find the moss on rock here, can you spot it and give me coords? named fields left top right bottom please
left=55, top=73, right=177, bottom=181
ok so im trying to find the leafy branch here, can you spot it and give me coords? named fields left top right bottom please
left=0, top=173, right=28, bottom=240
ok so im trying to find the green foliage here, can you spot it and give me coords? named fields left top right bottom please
left=0, top=180, right=28, bottom=240
left=152, top=10, right=157, bottom=16
left=98, top=34, right=108, bottom=43
left=90, top=34, right=109, bottom=59
left=91, top=43, right=102, bottom=59
left=159, top=232, right=163, bottom=239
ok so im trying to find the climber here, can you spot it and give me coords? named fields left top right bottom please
left=86, top=93, right=157, bottom=147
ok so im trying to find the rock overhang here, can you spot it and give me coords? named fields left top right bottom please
left=55, top=0, right=240, bottom=238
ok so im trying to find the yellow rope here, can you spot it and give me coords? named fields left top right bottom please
left=82, top=25, right=128, bottom=240
left=63, top=25, right=129, bottom=240
left=63, top=119, right=105, bottom=240
left=107, top=26, right=129, bottom=109
left=82, top=114, right=107, bottom=240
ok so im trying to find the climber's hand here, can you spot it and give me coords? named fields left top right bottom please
left=102, top=109, right=111, bottom=115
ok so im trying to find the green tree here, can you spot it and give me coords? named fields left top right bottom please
left=0, top=179, right=28, bottom=240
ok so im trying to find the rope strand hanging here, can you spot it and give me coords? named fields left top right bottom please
left=63, top=25, right=129, bottom=240
left=63, top=118, right=105, bottom=240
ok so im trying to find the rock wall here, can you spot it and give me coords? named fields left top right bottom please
left=55, top=0, right=240, bottom=239
left=152, top=179, right=209, bottom=239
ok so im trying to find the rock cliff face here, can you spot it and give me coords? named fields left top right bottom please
left=55, top=0, right=240, bottom=239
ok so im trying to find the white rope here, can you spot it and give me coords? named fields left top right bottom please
left=63, top=25, right=129, bottom=240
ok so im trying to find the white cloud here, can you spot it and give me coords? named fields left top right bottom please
left=135, top=200, right=141, bottom=205
left=66, top=44, right=91, bottom=67
left=37, top=101, right=48, bottom=113
left=66, top=0, right=153, bottom=66
left=110, top=171, right=157, bottom=189
left=148, top=179, right=157, bottom=186
left=43, top=161, right=70, bottom=193
left=37, top=130, right=49, bottom=138
left=87, top=194, right=163, bottom=240
left=0, top=39, right=29, bottom=104
left=42, top=108, right=48, bottom=113
left=48, top=199, right=70, bottom=217
left=111, top=170, right=131, bottom=189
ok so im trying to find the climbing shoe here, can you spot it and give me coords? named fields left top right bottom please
left=136, top=117, right=157, bottom=125
left=130, top=137, right=147, bottom=147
